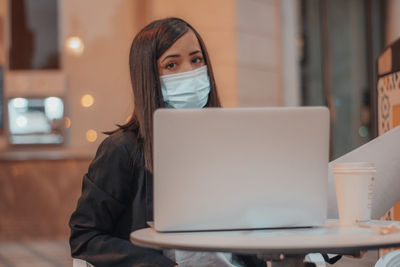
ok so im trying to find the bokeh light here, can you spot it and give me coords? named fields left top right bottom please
left=16, top=115, right=28, bottom=128
left=44, top=97, right=64, bottom=120
left=81, top=94, right=94, bottom=108
left=86, top=129, right=98, bottom=142
left=358, top=126, right=369, bottom=137
left=65, top=117, right=71, bottom=128
left=12, top=98, right=28, bottom=109
left=65, top=36, right=84, bottom=56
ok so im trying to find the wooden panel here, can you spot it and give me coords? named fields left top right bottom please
left=394, top=201, right=400, bottom=220
left=393, top=104, right=400, bottom=127
left=0, top=159, right=90, bottom=241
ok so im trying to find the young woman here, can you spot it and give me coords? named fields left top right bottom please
left=69, top=17, right=266, bottom=267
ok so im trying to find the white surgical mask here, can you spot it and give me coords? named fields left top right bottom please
left=160, top=65, right=210, bottom=109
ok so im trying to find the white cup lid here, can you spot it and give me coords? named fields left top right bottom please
left=333, top=162, right=376, bottom=172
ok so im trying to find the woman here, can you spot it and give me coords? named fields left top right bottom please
left=69, top=17, right=266, bottom=267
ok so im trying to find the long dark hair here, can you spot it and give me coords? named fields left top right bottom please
left=108, top=17, right=221, bottom=172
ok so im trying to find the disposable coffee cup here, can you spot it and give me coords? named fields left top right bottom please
left=332, top=162, right=376, bottom=226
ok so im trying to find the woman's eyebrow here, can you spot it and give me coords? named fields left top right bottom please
left=161, top=54, right=180, bottom=63
left=189, top=50, right=201, bottom=56
left=161, top=50, right=201, bottom=63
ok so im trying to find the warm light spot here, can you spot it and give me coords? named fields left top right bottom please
left=125, top=115, right=132, bottom=123
left=86, top=129, right=98, bottom=142
left=65, top=36, right=84, bottom=56
left=81, top=94, right=94, bottom=107
left=65, top=117, right=71, bottom=128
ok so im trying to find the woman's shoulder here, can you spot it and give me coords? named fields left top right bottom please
left=85, top=128, right=143, bottom=204
left=88, top=128, right=143, bottom=180
left=90, top=129, right=142, bottom=166
left=100, top=128, right=140, bottom=152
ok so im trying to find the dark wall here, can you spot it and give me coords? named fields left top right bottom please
left=9, top=0, right=60, bottom=70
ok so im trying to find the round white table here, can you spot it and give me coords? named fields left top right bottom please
left=130, top=220, right=400, bottom=266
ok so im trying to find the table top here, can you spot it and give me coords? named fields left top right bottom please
left=130, top=220, right=400, bottom=255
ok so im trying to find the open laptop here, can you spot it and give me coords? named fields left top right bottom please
left=153, top=107, right=329, bottom=232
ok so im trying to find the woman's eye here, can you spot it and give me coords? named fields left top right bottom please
left=166, top=62, right=176, bottom=70
left=192, top=57, right=203, bottom=64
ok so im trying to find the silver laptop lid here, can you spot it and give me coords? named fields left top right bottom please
left=153, top=107, right=329, bottom=232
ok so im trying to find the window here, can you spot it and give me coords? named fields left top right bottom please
left=0, top=0, right=60, bottom=134
left=300, top=0, right=385, bottom=159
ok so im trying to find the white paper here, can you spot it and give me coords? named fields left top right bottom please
left=328, top=126, right=400, bottom=219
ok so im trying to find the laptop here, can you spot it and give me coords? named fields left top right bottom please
left=153, top=107, right=329, bottom=232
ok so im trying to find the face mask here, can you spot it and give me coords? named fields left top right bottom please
left=160, top=65, right=210, bottom=109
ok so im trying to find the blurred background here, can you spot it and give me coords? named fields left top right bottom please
left=0, top=0, right=399, bottom=266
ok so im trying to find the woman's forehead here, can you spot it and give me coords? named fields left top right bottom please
left=161, top=30, right=202, bottom=57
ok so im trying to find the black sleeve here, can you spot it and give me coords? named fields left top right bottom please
left=69, top=136, right=176, bottom=267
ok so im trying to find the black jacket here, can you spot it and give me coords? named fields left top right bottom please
left=69, top=129, right=267, bottom=267
left=69, top=129, right=176, bottom=266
